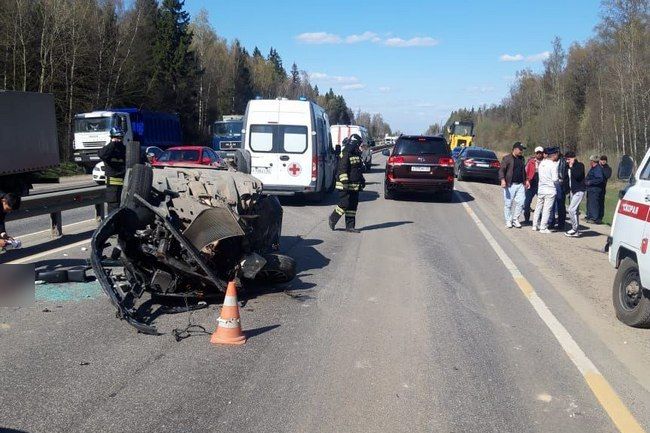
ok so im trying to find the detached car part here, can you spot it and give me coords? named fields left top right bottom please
left=91, top=164, right=295, bottom=334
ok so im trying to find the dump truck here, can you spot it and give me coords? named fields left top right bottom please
left=0, top=91, right=60, bottom=195
left=447, top=121, right=474, bottom=150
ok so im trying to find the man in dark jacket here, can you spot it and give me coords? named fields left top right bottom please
left=548, top=152, right=568, bottom=230
left=329, top=134, right=366, bottom=233
left=98, top=127, right=126, bottom=212
left=0, top=192, right=21, bottom=250
left=563, top=151, right=586, bottom=237
left=498, top=142, right=530, bottom=228
left=585, top=155, right=605, bottom=223
left=599, top=155, right=612, bottom=222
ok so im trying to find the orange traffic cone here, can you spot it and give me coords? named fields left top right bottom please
left=210, top=281, right=246, bottom=345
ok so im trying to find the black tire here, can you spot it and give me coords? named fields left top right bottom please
left=121, top=164, right=153, bottom=209
left=84, top=165, right=94, bottom=175
left=613, top=257, right=650, bottom=327
left=327, top=172, right=336, bottom=193
left=440, top=190, right=454, bottom=202
left=125, top=142, right=141, bottom=167
left=256, top=253, right=297, bottom=283
left=233, top=149, right=251, bottom=174
left=384, top=182, right=394, bottom=200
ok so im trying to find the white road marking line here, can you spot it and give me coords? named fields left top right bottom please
left=17, top=218, right=97, bottom=239
left=5, top=239, right=91, bottom=264
left=459, top=195, right=645, bottom=433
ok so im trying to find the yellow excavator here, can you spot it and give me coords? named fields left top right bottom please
left=447, top=121, right=474, bottom=150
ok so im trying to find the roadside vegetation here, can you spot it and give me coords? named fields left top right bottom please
left=438, top=0, right=649, bottom=162
left=0, top=0, right=391, bottom=163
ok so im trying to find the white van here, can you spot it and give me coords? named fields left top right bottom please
left=243, top=98, right=337, bottom=200
left=607, top=153, right=650, bottom=327
left=330, top=124, right=374, bottom=170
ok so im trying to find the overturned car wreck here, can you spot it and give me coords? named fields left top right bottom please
left=91, top=164, right=295, bottom=334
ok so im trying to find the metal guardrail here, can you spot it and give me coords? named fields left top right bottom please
left=6, top=185, right=106, bottom=238
left=6, top=143, right=392, bottom=239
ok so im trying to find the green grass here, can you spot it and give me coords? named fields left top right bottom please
left=35, top=162, right=85, bottom=179
left=576, top=181, right=623, bottom=226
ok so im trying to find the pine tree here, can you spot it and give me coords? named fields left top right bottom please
left=233, top=40, right=254, bottom=113
left=150, top=0, right=200, bottom=138
left=252, top=46, right=263, bottom=59
left=268, top=47, right=286, bottom=78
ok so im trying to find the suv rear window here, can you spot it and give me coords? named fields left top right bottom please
left=394, top=138, right=449, bottom=155
left=466, top=149, right=497, bottom=159
left=249, top=124, right=308, bottom=154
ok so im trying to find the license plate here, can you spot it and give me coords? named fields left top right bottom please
left=252, top=166, right=271, bottom=175
left=411, top=166, right=430, bottom=172
left=476, top=163, right=489, bottom=168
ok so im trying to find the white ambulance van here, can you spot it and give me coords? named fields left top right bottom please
left=607, top=153, right=650, bottom=327
left=243, top=98, right=338, bottom=201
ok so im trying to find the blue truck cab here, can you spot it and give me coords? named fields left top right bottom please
left=211, top=115, right=244, bottom=158
left=73, top=108, right=182, bottom=171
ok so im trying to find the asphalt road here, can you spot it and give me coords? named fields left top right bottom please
left=1, top=157, right=649, bottom=433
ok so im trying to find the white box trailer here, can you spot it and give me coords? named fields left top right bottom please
left=330, top=124, right=374, bottom=170
left=0, top=91, right=59, bottom=194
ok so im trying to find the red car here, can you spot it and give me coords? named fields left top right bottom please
left=151, top=146, right=224, bottom=169
left=384, top=135, right=454, bottom=201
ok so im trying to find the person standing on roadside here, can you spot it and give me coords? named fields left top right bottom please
left=499, top=142, right=529, bottom=228
left=523, top=146, right=544, bottom=224
left=533, top=147, right=559, bottom=234
left=563, top=151, right=586, bottom=237
left=98, top=127, right=127, bottom=213
left=548, top=151, right=568, bottom=231
left=0, top=192, right=21, bottom=251
left=599, top=155, right=612, bottom=223
left=585, top=155, right=605, bottom=224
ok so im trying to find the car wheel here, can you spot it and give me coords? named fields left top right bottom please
left=613, top=257, right=650, bottom=327
left=384, top=182, right=395, bottom=200
left=255, top=253, right=297, bottom=283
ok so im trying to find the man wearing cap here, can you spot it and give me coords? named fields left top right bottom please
left=599, top=155, right=612, bottom=222
left=523, top=146, right=544, bottom=224
left=563, top=151, right=586, bottom=237
left=585, top=155, right=606, bottom=223
left=498, top=142, right=530, bottom=228
left=533, top=147, right=559, bottom=233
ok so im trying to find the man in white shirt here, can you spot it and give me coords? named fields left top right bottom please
left=532, top=147, right=560, bottom=234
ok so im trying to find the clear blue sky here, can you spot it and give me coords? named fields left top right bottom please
left=185, top=0, right=602, bottom=134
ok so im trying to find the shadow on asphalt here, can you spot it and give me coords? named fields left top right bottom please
left=575, top=230, right=602, bottom=238
left=0, top=428, right=31, bottom=433
left=0, top=230, right=94, bottom=265
left=280, top=189, right=380, bottom=207
left=389, top=190, right=475, bottom=204
left=361, top=221, right=413, bottom=231
left=245, top=324, right=281, bottom=339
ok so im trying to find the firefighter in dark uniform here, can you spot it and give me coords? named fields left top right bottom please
left=329, top=134, right=366, bottom=233
left=98, top=127, right=126, bottom=212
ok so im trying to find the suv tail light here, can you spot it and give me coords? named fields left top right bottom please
left=439, top=157, right=454, bottom=167
left=463, top=158, right=475, bottom=167
left=312, top=156, right=318, bottom=182
left=490, top=161, right=501, bottom=168
left=388, top=155, right=404, bottom=165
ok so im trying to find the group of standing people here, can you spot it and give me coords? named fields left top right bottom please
left=499, top=142, right=611, bottom=237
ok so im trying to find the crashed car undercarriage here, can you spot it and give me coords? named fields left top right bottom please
left=91, top=164, right=295, bottom=334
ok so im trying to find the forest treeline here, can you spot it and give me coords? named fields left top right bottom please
left=0, top=0, right=391, bottom=160
left=437, top=0, right=649, bottom=161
